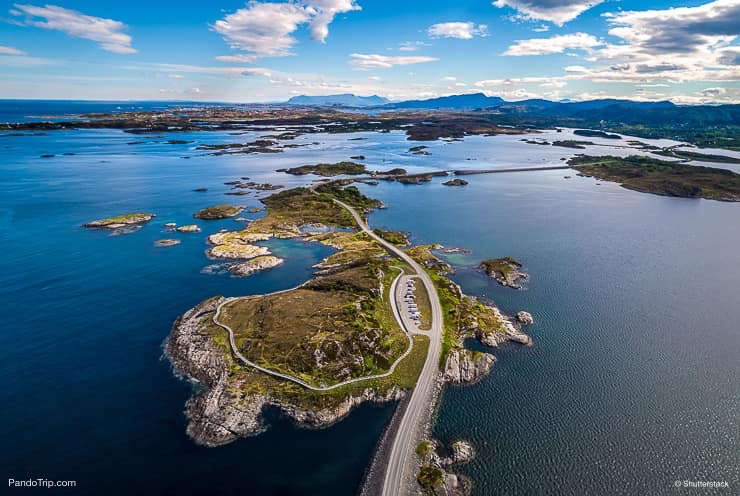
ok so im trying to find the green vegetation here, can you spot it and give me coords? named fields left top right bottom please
left=284, top=161, right=367, bottom=176
left=258, top=187, right=356, bottom=228
left=313, top=182, right=383, bottom=212
left=442, top=178, right=468, bottom=186
left=193, top=205, right=244, bottom=220
left=413, top=278, right=433, bottom=331
left=220, top=259, right=408, bottom=387
left=479, top=257, right=523, bottom=280
left=651, top=149, right=740, bottom=164
left=416, top=440, right=433, bottom=457
left=406, top=246, right=508, bottom=365
left=417, top=466, right=444, bottom=491
left=569, top=155, right=740, bottom=201
left=84, top=212, right=155, bottom=228
left=373, top=228, right=410, bottom=246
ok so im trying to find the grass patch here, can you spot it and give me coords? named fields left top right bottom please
left=373, top=228, right=410, bottom=246
left=417, top=466, right=444, bottom=491
left=416, top=440, right=433, bottom=457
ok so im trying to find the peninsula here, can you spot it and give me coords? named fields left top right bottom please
left=569, top=155, right=740, bottom=201
left=165, top=180, right=532, bottom=494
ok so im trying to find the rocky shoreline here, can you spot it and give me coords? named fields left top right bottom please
left=164, top=297, right=406, bottom=447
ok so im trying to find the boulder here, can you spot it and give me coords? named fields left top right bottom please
left=516, top=311, right=534, bottom=325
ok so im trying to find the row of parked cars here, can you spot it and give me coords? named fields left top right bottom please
left=404, top=279, right=422, bottom=325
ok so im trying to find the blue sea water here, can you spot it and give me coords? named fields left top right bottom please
left=1, top=118, right=738, bottom=495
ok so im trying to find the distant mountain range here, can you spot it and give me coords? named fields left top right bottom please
left=282, top=92, right=684, bottom=111
left=286, top=93, right=389, bottom=107
left=280, top=92, right=739, bottom=136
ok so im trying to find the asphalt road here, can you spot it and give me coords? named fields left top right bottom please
left=332, top=200, right=444, bottom=496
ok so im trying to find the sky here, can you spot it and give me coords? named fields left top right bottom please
left=0, top=0, right=738, bottom=103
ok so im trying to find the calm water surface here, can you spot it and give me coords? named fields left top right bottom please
left=1, top=124, right=737, bottom=495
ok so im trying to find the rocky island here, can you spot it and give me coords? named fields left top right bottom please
left=84, top=212, right=155, bottom=229
left=283, top=161, right=367, bottom=176
left=479, top=257, right=528, bottom=289
left=442, top=179, right=468, bottom=186
left=193, top=205, right=245, bottom=220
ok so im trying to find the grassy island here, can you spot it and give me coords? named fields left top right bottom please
left=442, top=178, right=468, bottom=186
left=283, top=161, right=367, bottom=176
left=569, top=155, right=740, bottom=201
left=84, top=212, right=155, bottom=229
left=479, top=257, right=527, bottom=288
left=193, top=205, right=245, bottom=220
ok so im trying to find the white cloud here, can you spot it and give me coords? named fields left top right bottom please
left=700, top=86, right=727, bottom=96
left=572, top=0, right=740, bottom=84
left=305, top=0, right=361, bottom=42
left=428, top=22, right=488, bottom=39
left=0, top=45, right=26, bottom=55
left=168, top=74, right=184, bottom=79
left=398, top=41, right=431, bottom=52
left=10, top=4, right=136, bottom=54
left=441, top=76, right=457, bottom=81
left=533, top=24, right=550, bottom=32
left=349, top=53, right=438, bottom=70
left=215, top=54, right=258, bottom=63
left=214, top=0, right=360, bottom=62
left=493, top=0, right=603, bottom=26
left=504, top=33, right=602, bottom=55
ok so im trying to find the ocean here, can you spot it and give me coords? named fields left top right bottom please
left=1, top=107, right=737, bottom=495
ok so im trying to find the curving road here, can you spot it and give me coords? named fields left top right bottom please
left=332, top=200, right=444, bottom=496
left=213, top=271, right=414, bottom=391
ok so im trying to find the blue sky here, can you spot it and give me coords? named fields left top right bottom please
left=1, top=0, right=738, bottom=103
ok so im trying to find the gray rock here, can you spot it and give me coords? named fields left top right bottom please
left=516, top=311, right=534, bottom=325
left=443, top=349, right=495, bottom=384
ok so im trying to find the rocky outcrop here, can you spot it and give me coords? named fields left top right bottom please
left=447, top=441, right=475, bottom=465
left=165, top=297, right=264, bottom=446
left=416, top=440, right=475, bottom=496
left=177, top=224, right=201, bottom=233
left=193, top=205, right=245, bottom=220
left=155, top=239, right=181, bottom=247
left=208, top=244, right=270, bottom=260
left=165, top=298, right=406, bottom=447
left=443, top=349, right=496, bottom=384
left=228, top=256, right=284, bottom=276
left=84, top=212, right=155, bottom=229
left=476, top=306, right=532, bottom=347
left=516, top=311, right=534, bottom=325
left=479, top=257, right=528, bottom=289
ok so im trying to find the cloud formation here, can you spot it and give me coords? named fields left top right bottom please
left=493, top=0, right=603, bottom=25
left=349, top=53, right=438, bottom=70
left=214, top=0, right=360, bottom=62
left=504, top=32, right=602, bottom=55
left=583, top=0, right=740, bottom=83
left=0, top=45, right=27, bottom=55
left=427, top=22, right=488, bottom=39
left=10, top=4, right=136, bottom=54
